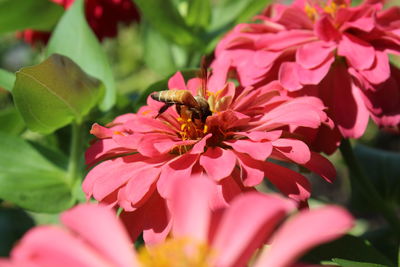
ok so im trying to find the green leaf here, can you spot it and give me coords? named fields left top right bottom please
left=333, top=258, right=389, bottom=267
left=0, top=69, right=15, bottom=92
left=205, top=0, right=271, bottom=53
left=142, top=22, right=177, bottom=75
left=134, top=0, right=202, bottom=47
left=302, top=235, right=395, bottom=267
left=210, top=0, right=269, bottom=30
left=234, top=0, right=271, bottom=23
left=0, top=106, right=25, bottom=135
left=13, top=54, right=102, bottom=134
left=209, top=0, right=247, bottom=30
left=47, top=0, right=115, bottom=111
left=0, top=131, right=74, bottom=213
left=0, top=0, right=63, bottom=34
left=186, top=0, right=211, bottom=29
left=354, top=144, right=400, bottom=203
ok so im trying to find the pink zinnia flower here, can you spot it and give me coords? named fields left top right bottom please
left=83, top=70, right=335, bottom=243
left=213, top=0, right=400, bottom=152
left=0, top=178, right=354, bottom=267
left=0, top=204, right=139, bottom=267
left=19, top=0, right=140, bottom=45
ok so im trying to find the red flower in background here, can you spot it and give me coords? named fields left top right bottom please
left=16, top=30, right=51, bottom=46
left=83, top=70, right=335, bottom=244
left=213, top=0, right=400, bottom=153
left=19, top=0, right=140, bottom=45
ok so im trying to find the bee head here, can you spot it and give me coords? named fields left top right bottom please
left=194, top=96, right=212, bottom=122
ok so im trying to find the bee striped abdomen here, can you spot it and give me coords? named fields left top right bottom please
left=152, top=90, right=199, bottom=108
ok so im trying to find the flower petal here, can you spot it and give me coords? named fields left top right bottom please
left=61, top=204, right=138, bottom=267
left=168, top=71, right=187, bottom=90
left=225, top=139, right=273, bottom=161
left=314, top=15, right=341, bottom=42
left=211, top=193, right=295, bottom=267
left=302, top=152, right=336, bottom=183
left=235, top=130, right=283, bottom=142
left=257, top=30, right=315, bottom=51
left=254, top=206, right=353, bottom=267
left=137, top=134, right=176, bottom=157
left=10, top=226, right=113, bottom=267
left=256, top=96, right=325, bottom=132
left=319, top=63, right=369, bottom=138
left=359, top=51, right=390, bottom=85
left=298, top=55, right=334, bottom=85
left=338, top=33, right=375, bottom=70
left=296, top=41, right=335, bottom=69
left=234, top=152, right=265, bottom=187
left=262, top=161, right=311, bottom=203
left=169, top=177, right=216, bottom=242
left=157, top=153, right=199, bottom=197
left=83, top=154, right=148, bottom=201
left=200, top=147, right=237, bottom=181
left=271, top=138, right=311, bottom=164
left=119, top=191, right=171, bottom=245
left=90, top=123, right=113, bottom=138
left=362, top=65, right=400, bottom=127
left=0, top=259, right=12, bottom=267
left=85, top=138, right=131, bottom=166
left=119, top=167, right=161, bottom=208
left=279, top=62, right=303, bottom=91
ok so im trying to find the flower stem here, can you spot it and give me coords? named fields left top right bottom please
left=67, top=122, right=83, bottom=185
left=339, top=139, right=400, bottom=235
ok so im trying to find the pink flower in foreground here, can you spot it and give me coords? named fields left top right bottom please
left=84, top=70, right=335, bottom=243
left=213, top=0, right=400, bottom=152
left=19, top=0, right=140, bottom=45
left=0, top=204, right=138, bottom=267
left=0, top=178, right=354, bottom=267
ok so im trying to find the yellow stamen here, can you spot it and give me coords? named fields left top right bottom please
left=138, top=238, right=214, bottom=267
left=305, top=3, right=318, bottom=21
left=203, top=124, right=209, bottom=134
left=324, top=1, right=346, bottom=15
left=305, top=0, right=348, bottom=21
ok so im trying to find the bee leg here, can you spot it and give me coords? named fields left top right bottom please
left=155, top=103, right=173, bottom=118
left=176, top=104, right=181, bottom=116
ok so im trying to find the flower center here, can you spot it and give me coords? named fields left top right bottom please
left=178, top=117, right=206, bottom=141
left=137, top=238, right=214, bottom=267
left=170, top=110, right=208, bottom=155
left=305, top=0, right=348, bottom=21
left=168, top=88, right=233, bottom=154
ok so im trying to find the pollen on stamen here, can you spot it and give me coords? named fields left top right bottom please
left=137, top=237, right=215, bottom=267
left=178, top=117, right=205, bottom=141
left=203, top=125, right=209, bottom=134
left=141, top=110, right=152, bottom=116
left=305, top=3, right=318, bottom=21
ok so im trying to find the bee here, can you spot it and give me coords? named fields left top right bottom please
left=150, top=58, right=212, bottom=123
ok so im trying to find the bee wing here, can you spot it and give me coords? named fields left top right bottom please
left=197, top=56, right=209, bottom=98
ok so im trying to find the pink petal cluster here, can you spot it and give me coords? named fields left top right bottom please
left=213, top=0, right=400, bottom=152
left=0, top=204, right=139, bottom=267
left=83, top=70, right=335, bottom=243
left=0, top=177, right=354, bottom=267
left=19, top=0, right=140, bottom=45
